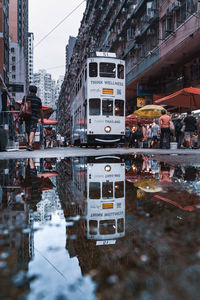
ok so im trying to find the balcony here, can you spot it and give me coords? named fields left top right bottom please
left=126, top=47, right=159, bottom=84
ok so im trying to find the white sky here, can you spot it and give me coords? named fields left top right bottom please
left=29, top=0, right=86, bottom=81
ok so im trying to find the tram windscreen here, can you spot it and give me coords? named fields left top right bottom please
left=117, top=64, right=124, bottom=79
left=89, top=98, right=100, bottom=115
left=117, top=218, right=124, bottom=233
left=100, top=63, right=116, bottom=78
left=89, top=182, right=101, bottom=199
left=102, top=99, right=113, bottom=116
left=100, top=220, right=115, bottom=234
left=115, top=181, right=124, bottom=198
left=102, top=182, right=113, bottom=198
left=89, top=63, right=98, bottom=77
left=115, top=100, right=124, bottom=116
left=89, top=220, right=98, bottom=235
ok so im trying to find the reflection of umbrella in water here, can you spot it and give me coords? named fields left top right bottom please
left=134, top=179, right=163, bottom=193
left=39, top=177, right=55, bottom=192
left=134, top=105, right=168, bottom=119
left=39, top=118, right=58, bottom=125
left=126, top=172, right=154, bottom=184
left=154, top=194, right=200, bottom=212
left=38, top=171, right=58, bottom=178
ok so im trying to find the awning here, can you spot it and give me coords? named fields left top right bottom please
left=154, top=87, right=200, bottom=110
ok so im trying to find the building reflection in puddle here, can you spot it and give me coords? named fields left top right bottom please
left=1, top=154, right=200, bottom=299
left=125, top=154, right=200, bottom=214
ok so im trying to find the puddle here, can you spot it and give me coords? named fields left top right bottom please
left=0, top=155, right=200, bottom=299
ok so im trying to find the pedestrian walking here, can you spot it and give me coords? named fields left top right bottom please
left=21, top=85, right=44, bottom=151
left=125, top=126, right=131, bottom=148
left=174, top=114, right=184, bottom=148
left=142, top=124, right=148, bottom=148
left=151, top=121, right=160, bottom=149
left=159, top=109, right=171, bottom=149
left=196, top=115, right=200, bottom=148
left=184, top=110, right=196, bottom=149
left=147, top=125, right=152, bottom=148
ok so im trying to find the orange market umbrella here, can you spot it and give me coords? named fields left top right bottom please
left=125, top=114, right=152, bottom=125
left=154, top=87, right=200, bottom=110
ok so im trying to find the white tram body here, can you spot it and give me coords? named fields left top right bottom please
left=70, top=52, right=125, bottom=146
left=86, top=156, right=125, bottom=244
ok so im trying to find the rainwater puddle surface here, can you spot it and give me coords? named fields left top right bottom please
left=0, top=155, right=200, bottom=300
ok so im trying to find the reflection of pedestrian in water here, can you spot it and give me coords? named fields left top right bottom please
left=20, top=158, right=42, bottom=209
left=184, top=166, right=197, bottom=181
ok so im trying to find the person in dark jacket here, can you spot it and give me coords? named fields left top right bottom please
left=184, top=110, right=196, bottom=149
left=21, top=85, right=44, bottom=151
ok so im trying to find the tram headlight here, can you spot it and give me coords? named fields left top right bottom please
left=105, top=165, right=111, bottom=172
left=105, top=126, right=111, bottom=133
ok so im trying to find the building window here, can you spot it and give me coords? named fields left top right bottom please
left=12, top=66, right=16, bottom=71
left=12, top=56, right=16, bottom=62
left=12, top=75, right=16, bottom=79
left=11, top=48, right=15, bottom=53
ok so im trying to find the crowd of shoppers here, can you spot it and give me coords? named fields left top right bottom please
left=125, top=110, right=199, bottom=149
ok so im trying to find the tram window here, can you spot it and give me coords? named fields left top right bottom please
left=115, top=100, right=124, bottom=116
left=89, top=220, right=98, bottom=235
left=102, top=182, right=113, bottom=198
left=89, top=63, right=98, bottom=77
left=117, top=64, right=124, bottom=79
left=85, top=68, right=87, bottom=80
left=89, top=98, right=100, bottom=115
left=100, top=63, right=116, bottom=78
left=117, top=218, right=124, bottom=233
left=115, top=181, right=124, bottom=198
left=89, top=182, right=100, bottom=199
left=102, top=99, right=113, bottom=116
left=100, top=220, right=115, bottom=235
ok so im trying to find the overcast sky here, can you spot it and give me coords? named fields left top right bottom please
left=29, top=0, right=86, bottom=81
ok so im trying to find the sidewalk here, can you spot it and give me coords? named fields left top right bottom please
left=0, top=146, right=200, bottom=160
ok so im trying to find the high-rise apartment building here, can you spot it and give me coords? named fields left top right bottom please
left=28, top=32, right=34, bottom=84
left=0, top=0, right=10, bottom=86
left=9, top=0, right=29, bottom=95
left=33, top=69, right=55, bottom=107
left=65, top=36, right=76, bottom=72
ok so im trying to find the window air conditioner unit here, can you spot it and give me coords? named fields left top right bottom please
left=122, top=8, right=127, bottom=13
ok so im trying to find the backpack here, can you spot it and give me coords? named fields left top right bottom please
left=175, top=120, right=183, bottom=132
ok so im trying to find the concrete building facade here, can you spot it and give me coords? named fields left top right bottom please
left=0, top=0, right=10, bottom=86
left=28, top=32, right=34, bottom=84
left=65, top=36, right=76, bottom=72
left=57, top=0, right=200, bottom=134
left=9, top=0, right=29, bottom=94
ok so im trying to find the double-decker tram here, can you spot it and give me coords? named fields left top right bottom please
left=86, top=156, right=125, bottom=245
left=70, top=52, right=125, bottom=146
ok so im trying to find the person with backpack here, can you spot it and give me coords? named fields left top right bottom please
left=174, top=114, right=184, bottom=148
left=21, top=85, right=44, bottom=151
